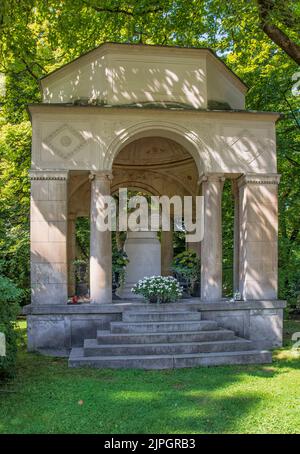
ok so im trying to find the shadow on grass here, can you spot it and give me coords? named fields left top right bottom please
left=168, top=393, right=261, bottom=434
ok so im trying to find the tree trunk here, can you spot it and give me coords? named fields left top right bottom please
left=257, top=0, right=300, bottom=65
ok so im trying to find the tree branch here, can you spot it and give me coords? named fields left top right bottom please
left=285, top=155, right=300, bottom=168
left=20, top=58, right=39, bottom=80
left=83, top=1, right=163, bottom=17
left=84, top=4, right=134, bottom=16
left=257, top=0, right=300, bottom=64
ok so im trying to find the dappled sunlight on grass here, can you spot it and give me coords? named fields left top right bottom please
left=109, top=390, right=157, bottom=402
left=274, top=349, right=300, bottom=361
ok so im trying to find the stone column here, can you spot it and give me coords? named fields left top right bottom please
left=237, top=173, right=280, bottom=300
left=89, top=171, right=112, bottom=304
left=232, top=180, right=240, bottom=293
left=30, top=170, right=69, bottom=305
left=161, top=229, right=174, bottom=276
left=200, top=174, right=224, bottom=301
left=67, top=214, right=76, bottom=297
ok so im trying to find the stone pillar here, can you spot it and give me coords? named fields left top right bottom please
left=67, top=214, right=76, bottom=297
left=30, top=170, right=69, bottom=305
left=161, top=229, right=173, bottom=276
left=200, top=174, right=224, bottom=301
left=89, top=171, right=112, bottom=304
left=237, top=173, right=280, bottom=300
left=232, top=180, right=240, bottom=293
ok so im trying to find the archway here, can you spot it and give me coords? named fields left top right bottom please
left=111, top=134, right=201, bottom=298
left=104, top=120, right=207, bottom=174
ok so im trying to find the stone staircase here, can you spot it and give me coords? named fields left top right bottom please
left=68, top=307, right=272, bottom=369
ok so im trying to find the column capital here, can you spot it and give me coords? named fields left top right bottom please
left=198, top=172, right=225, bottom=186
left=89, top=170, right=113, bottom=182
left=29, top=170, right=69, bottom=181
left=237, top=173, right=281, bottom=188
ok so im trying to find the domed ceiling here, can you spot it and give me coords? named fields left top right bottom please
left=113, top=137, right=193, bottom=168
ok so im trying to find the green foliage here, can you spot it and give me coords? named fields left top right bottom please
left=0, top=275, right=22, bottom=379
left=172, top=249, right=200, bottom=294
left=112, top=249, right=129, bottom=287
left=222, top=180, right=234, bottom=297
left=0, top=122, right=31, bottom=305
left=75, top=217, right=90, bottom=260
left=173, top=231, right=186, bottom=256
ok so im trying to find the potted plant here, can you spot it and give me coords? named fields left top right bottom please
left=132, top=275, right=183, bottom=303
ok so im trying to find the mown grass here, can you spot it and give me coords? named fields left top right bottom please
left=0, top=319, right=299, bottom=434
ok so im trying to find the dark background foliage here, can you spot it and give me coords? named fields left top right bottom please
left=0, top=275, right=21, bottom=378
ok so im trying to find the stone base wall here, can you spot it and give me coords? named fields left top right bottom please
left=26, top=313, right=121, bottom=356
left=23, top=300, right=286, bottom=356
left=200, top=304, right=284, bottom=350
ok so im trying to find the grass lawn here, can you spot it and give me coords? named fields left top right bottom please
left=0, top=319, right=300, bottom=434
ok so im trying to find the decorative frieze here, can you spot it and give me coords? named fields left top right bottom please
left=237, top=173, right=281, bottom=188
left=29, top=170, right=69, bottom=181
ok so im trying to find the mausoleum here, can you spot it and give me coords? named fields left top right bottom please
left=24, top=43, right=286, bottom=368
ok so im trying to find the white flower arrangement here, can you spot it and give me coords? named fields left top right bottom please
left=131, top=275, right=183, bottom=303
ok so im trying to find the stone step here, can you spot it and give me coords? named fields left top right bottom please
left=122, top=311, right=201, bottom=322
left=83, top=338, right=253, bottom=357
left=123, top=304, right=199, bottom=313
left=110, top=320, right=218, bottom=334
left=69, top=348, right=272, bottom=369
left=96, top=329, right=236, bottom=344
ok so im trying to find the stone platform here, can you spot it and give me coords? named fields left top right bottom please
left=68, top=306, right=272, bottom=369
left=23, top=299, right=286, bottom=364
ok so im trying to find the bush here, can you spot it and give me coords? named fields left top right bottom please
left=0, top=122, right=31, bottom=306
left=112, top=249, right=129, bottom=288
left=0, top=275, right=22, bottom=379
left=171, top=249, right=200, bottom=295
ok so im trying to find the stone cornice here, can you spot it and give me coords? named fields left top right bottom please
left=22, top=299, right=286, bottom=315
left=29, top=170, right=69, bottom=180
left=27, top=103, right=281, bottom=119
left=237, top=173, right=281, bottom=188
